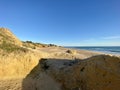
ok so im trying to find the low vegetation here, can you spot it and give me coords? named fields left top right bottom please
left=22, top=41, right=58, bottom=49
left=0, top=41, right=27, bottom=53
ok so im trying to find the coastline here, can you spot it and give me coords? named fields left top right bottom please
left=37, top=46, right=120, bottom=60
left=64, top=46, right=120, bottom=58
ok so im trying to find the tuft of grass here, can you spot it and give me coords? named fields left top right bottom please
left=0, top=41, right=27, bottom=53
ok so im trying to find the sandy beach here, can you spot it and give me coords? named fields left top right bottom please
left=37, top=46, right=120, bottom=59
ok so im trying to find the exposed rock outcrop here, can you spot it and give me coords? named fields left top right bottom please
left=22, top=55, right=120, bottom=90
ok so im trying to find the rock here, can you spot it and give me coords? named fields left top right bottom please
left=22, top=55, right=120, bottom=90
left=66, top=49, right=77, bottom=55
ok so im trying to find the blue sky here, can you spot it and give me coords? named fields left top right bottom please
left=0, top=0, right=120, bottom=46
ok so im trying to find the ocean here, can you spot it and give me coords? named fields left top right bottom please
left=66, top=46, right=120, bottom=55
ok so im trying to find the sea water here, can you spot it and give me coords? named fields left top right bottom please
left=66, top=46, right=120, bottom=55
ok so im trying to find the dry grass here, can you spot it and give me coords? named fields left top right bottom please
left=0, top=28, right=22, bottom=46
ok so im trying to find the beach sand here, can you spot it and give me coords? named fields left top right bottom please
left=0, top=46, right=120, bottom=90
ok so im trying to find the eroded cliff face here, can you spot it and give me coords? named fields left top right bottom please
left=0, top=51, right=42, bottom=79
left=23, top=55, right=120, bottom=90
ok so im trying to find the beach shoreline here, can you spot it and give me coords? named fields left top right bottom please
left=37, top=46, right=120, bottom=60
left=64, top=47, right=120, bottom=58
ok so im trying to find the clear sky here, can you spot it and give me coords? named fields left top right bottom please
left=0, top=0, right=120, bottom=46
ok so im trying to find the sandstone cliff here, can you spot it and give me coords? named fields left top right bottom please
left=23, top=55, right=120, bottom=90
